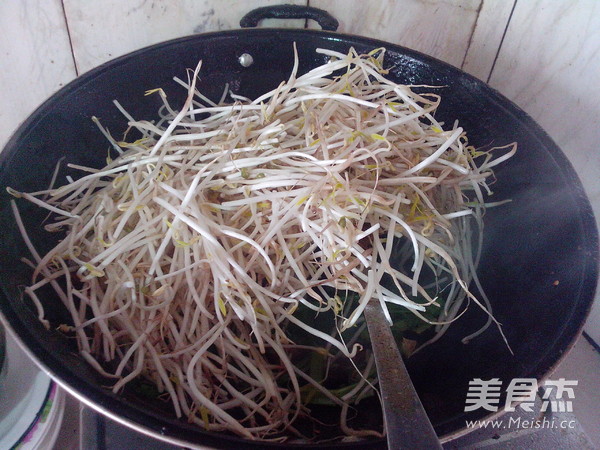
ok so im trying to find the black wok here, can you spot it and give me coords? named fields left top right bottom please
left=0, top=6, right=597, bottom=449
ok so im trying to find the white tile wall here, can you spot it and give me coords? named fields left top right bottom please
left=0, top=0, right=598, bottom=445
left=62, top=0, right=307, bottom=74
left=0, top=0, right=76, bottom=146
left=310, top=0, right=482, bottom=68
left=461, top=0, right=516, bottom=81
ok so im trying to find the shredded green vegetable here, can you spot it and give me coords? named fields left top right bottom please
left=9, top=45, right=515, bottom=442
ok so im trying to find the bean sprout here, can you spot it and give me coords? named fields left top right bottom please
left=9, top=46, right=515, bottom=442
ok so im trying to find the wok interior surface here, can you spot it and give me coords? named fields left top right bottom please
left=0, top=29, right=597, bottom=448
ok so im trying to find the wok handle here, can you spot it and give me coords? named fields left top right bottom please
left=239, top=5, right=339, bottom=31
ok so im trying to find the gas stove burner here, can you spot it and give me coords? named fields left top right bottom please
left=0, top=331, right=66, bottom=449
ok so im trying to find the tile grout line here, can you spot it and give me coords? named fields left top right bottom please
left=60, top=0, right=79, bottom=76
left=460, top=0, right=484, bottom=70
left=305, top=0, right=310, bottom=29
left=486, top=0, right=518, bottom=84
left=582, top=331, right=600, bottom=355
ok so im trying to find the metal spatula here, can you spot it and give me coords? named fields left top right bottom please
left=364, top=301, right=442, bottom=449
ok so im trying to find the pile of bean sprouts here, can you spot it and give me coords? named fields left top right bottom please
left=9, top=46, right=515, bottom=442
